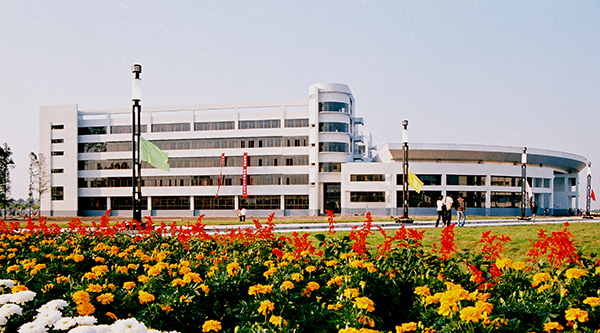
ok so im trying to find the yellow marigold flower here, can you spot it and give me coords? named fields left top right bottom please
left=202, top=319, right=222, bottom=332
left=200, top=284, right=210, bottom=294
left=179, top=266, right=192, bottom=275
left=83, top=272, right=97, bottom=280
left=160, top=305, right=173, bottom=313
left=354, top=296, right=375, bottom=312
left=281, top=280, right=294, bottom=291
left=460, top=306, right=480, bottom=323
left=248, top=284, right=273, bottom=295
left=358, top=315, right=375, bottom=327
left=350, top=260, right=364, bottom=268
left=269, top=315, right=287, bottom=327
left=73, top=254, right=84, bottom=262
left=364, top=263, right=377, bottom=273
left=183, top=272, right=202, bottom=284
left=123, top=281, right=136, bottom=290
left=180, top=295, right=192, bottom=303
left=584, top=297, right=600, bottom=307
left=340, top=253, right=355, bottom=260
left=327, top=276, right=344, bottom=286
left=475, top=301, right=493, bottom=316
left=565, top=308, right=588, bottom=322
left=425, top=294, right=441, bottom=306
left=264, top=260, right=274, bottom=267
left=339, top=328, right=360, bottom=333
left=305, top=266, right=317, bottom=273
left=326, top=260, right=338, bottom=267
left=227, top=261, right=241, bottom=276
left=106, top=312, right=118, bottom=320
left=537, top=284, right=552, bottom=293
left=172, top=278, right=186, bottom=287
left=532, top=273, right=551, bottom=287
left=291, top=273, right=304, bottom=282
left=86, top=284, right=103, bottom=293
left=72, top=290, right=90, bottom=304
left=97, top=293, right=114, bottom=305
left=565, top=268, right=586, bottom=280
left=138, top=275, right=149, bottom=283
left=7, top=265, right=19, bottom=273
left=512, top=261, right=526, bottom=270
left=76, top=302, right=95, bottom=316
left=414, top=286, right=431, bottom=297
left=344, top=288, right=360, bottom=299
left=44, top=254, right=54, bottom=259
left=544, top=321, right=564, bottom=332
left=138, top=290, right=155, bottom=304
left=127, top=263, right=137, bottom=270
left=116, top=266, right=128, bottom=274
left=107, top=283, right=115, bottom=290
left=56, top=275, right=70, bottom=284
left=258, top=300, right=275, bottom=315
left=306, top=281, right=320, bottom=291
left=148, top=266, right=162, bottom=277
left=477, top=293, right=491, bottom=302
left=495, top=258, right=511, bottom=269
left=263, top=267, right=277, bottom=278
left=30, top=264, right=46, bottom=275
left=41, top=283, right=54, bottom=293
left=328, top=303, right=343, bottom=310
left=94, top=257, right=105, bottom=263
left=206, top=271, right=215, bottom=278
left=396, top=322, right=417, bottom=333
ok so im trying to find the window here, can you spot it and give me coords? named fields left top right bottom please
left=350, top=192, right=385, bottom=203
left=534, top=178, right=542, bottom=188
left=446, top=175, right=486, bottom=186
left=491, top=176, right=521, bottom=187
left=319, top=102, right=349, bottom=113
left=285, top=119, right=309, bottom=128
left=78, top=197, right=107, bottom=211
left=239, top=119, right=280, bottom=129
left=397, top=190, right=442, bottom=208
left=285, top=195, right=308, bottom=209
left=319, top=122, right=349, bottom=133
left=194, top=196, right=234, bottom=210
left=51, top=169, right=64, bottom=174
left=78, top=143, right=108, bottom=153
left=152, top=196, right=190, bottom=210
left=239, top=195, right=280, bottom=210
left=554, top=178, right=565, bottom=192
left=445, top=191, right=486, bottom=208
left=51, top=187, right=64, bottom=200
left=319, top=142, right=349, bottom=153
left=110, top=197, right=148, bottom=210
left=111, top=125, right=147, bottom=134
left=51, top=151, right=64, bottom=156
left=194, top=121, right=235, bottom=131
left=51, top=124, right=64, bottom=130
left=78, top=126, right=107, bottom=135
left=51, top=139, right=64, bottom=144
left=319, top=162, right=342, bottom=173
left=351, top=174, right=385, bottom=182
left=490, top=192, right=520, bottom=208
left=151, top=123, right=190, bottom=132
left=544, top=178, right=551, bottom=188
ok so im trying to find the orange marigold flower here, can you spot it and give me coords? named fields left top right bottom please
left=414, top=286, right=430, bottom=297
left=396, top=322, right=417, bottom=333
left=73, top=254, right=84, bottom=262
left=226, top=261, right=241, bottom=276
left=123, top=281, right=136, bottom=290
left=202, top=319, right=222, bottom=332
left=565, top=268, right=586, bottom=280
left=11, top=284, right=28, bottom=293
left=583, top=297, right=600, bottom=307
left=138, top=275, right=149, bottom=283
left=532, top=273, right=551, bottom=287
left=344, top=288, right=360, bottom=299
left=280, top=280, right=294, bottom=291
left=76, top=302, right=95, bottom=316
left=269, top=315, right=287, bottom=327
left=97, top=293, right=114, bottom=305
left=544, top=321, right=564, bottom=332
left=565, top=308, right=588, bottom=322
left=172, top=278, right=186, bottom=287
left=460, top=306, right=480, bottom=323
left=72, top=290, right=90, bottom=304
left=94, top=257, right=105, bottom=263
left=354, top=296, right=375, bottom=312
left=183, top=272, right=202, bottom=284
left=56, top=275, right=70, bottom=284
left=106, top=312, right=118, bottom=320
left=511, top=261, right=526, bottom=270
left=495, top=258, right=511, bottom=269
left=160, top=305, right=173, bottom=313
left=258, top=300, right=275, bottom=315
left=291, top=273, right=304, bottom=282
left=138, top=290, right=155, bottom=304
left=86, top=284, right=103, bottom=293
left=305, top=266, right=317, bottom=273
left=200, top=283, right=210, bottom=294
left=248, top=284, right=273, bottom=296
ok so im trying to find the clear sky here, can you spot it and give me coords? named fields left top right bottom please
left=1, top=1, right=599, bottom=209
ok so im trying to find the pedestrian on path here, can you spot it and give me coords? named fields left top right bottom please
left=444, top=194, right=454, bottom=226
left=240, top=207, right=247, bottom=222
left=456, top=194, right=466, bottom=227
left=435, top=196, right=444, bottom=227
left=531, top=201, right=538, bottom=222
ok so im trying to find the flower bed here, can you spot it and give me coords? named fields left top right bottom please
left=0, top=211, right=599, bottom=332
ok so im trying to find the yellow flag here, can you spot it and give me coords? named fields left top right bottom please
left=140, top=137, right=170, bottom=171
left=408, top=169, right=423, bottom=193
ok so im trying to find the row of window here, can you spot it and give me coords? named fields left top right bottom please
left=78, top=174, right=309, bottom=188
left=349, top=190, right=533, bottom=208
left=319, top=122, right=349, bottom=133
left=394, top=174, right=552, bottom=188
left=78, top=136, right=309, bottom=153
left=319, top=162, right=342, bottom=173
left=351, top=174, right=386, bottom=182
left=319, top=102, right=350, bottom=113
left=77, top=119, right=311, bottom=136
left=79, top=155, right=309, bottom=171
left=78, top=195, right=309, bottom=210
left=319, top=142, right=349, bottom=153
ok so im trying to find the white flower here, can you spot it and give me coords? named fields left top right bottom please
left=110, top=318, right=147, bottom=333
left=17, top=321, right=48, bottom=333
left=0, top=303, right=23, bottom=317
left=38, top=299, right=68, bottom=312
left=53, top=317, right=77, bottom=331
left=68, top=326, right=97, bottom=333
left=0, top=279, right=15, bottom=288
left=147, top=330, right=161, bottom=333
left=0, top=315, right=7, bottom=325
left=11, top=290, right=37, bottom=305
left=34, top=309, right=62, bottom=325
left=74, top=316, right=97, bottom=326
left=0, top=294, right=12, bottom=305
left=93, top=325, right=112, bottom=333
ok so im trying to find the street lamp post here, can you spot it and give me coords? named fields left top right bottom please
left=584, top=162, right=593, bottom=219
left=131, top=64, right=142, bottom=223
left=518, top=147, right=530, bottom=220
left=396, top=120, right=413, bottom=223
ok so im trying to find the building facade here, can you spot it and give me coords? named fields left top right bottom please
left=39, top=83, right=587, bottom=218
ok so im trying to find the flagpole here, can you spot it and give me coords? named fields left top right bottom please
left=132, top=64, right=142, bottom=223
left=518, top=147, right=530, bottom=220
left=584, top=162, right=593, bottom=219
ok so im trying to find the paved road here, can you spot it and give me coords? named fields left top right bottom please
left=201, top=216, right=596, bottom=234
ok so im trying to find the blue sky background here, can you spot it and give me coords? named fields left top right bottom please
left=1, top=1, right=599, bottom=209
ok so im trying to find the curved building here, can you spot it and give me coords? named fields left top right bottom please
left=39, top=83, right=586, bottom=217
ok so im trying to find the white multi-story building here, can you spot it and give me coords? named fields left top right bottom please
left=39, top=83, right=587, bottom=218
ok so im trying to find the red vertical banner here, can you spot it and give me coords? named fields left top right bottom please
left=216, top=153, right=225, bottom=198
left=242, top=152, right=248, bottom=198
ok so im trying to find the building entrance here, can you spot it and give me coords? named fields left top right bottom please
left=323, top=183, right=341, bottom=214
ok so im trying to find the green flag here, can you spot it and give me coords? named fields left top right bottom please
left=140, top=137, right=170, bottom=171
left=408, top=168, right=424, bottom=193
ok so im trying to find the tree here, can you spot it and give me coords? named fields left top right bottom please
left=28, top=152, right=49, bottom=216
left=0, top=143, right=15, bottom=219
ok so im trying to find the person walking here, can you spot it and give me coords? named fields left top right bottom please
left=435, top=196, right=445, bottom=227
left=531, top=201, right=538, bottom=222
left=444, top=194, right=454, bottom=226
left=456, top=194, right=466, bottom=227
left=240, top=207, right=247, bottom=222
left=237, top=209, right=242, bottom=222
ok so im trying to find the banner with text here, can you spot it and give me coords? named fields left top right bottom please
left=216, top=153, right=225, bottom=198
left=242, top=152, right=248, bottom=198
